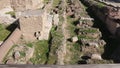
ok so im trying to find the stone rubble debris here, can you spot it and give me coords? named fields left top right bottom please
left=0, top=6, right=16, bottom=24
left=72, top=36, right=78, bottom=43
left=6, top=58, right=15, bottom=64
left=13, top=51, right=20, bottom=60
left=91, top=54, right=102, bottom=60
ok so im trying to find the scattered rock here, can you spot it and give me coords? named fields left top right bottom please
left=98, top=40, right=106, bottom=46
left=26, top=61, right=33, bottom=64
left=6, top=59, right=15, bottom=64
left=80, top=17, right=94, bottom=21
left=91, top=54, right=102, bottom=60
left=25, top=47, right=34, bottom=61
left=0, top=6, right=16, bottom=24
left=16, top=60, right=26, bottom=64
left=87, top=33, right=100, bottom=39
left=72, top=36, right=78, bottom=42
left=82, top=46, right=99, bottom=54
left=88, top=42, right=99, bottom=48
left=13, top=51, right=20, bottom=60
left=53, top=14, right=59, bottom=26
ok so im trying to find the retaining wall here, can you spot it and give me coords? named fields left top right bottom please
left=0, top=28, right=21, bottom=63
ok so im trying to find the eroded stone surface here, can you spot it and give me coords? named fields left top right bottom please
left=91, top=54, right=102, bottom=60
left=13, top=51, right=20, bottom=60
left=0, top=6, right=16, bottom=24
left=72, top=36, right=78, bottom=42
left=11, top=0, right=44, bottom=11
left=18, top=10, right=53, bottom=41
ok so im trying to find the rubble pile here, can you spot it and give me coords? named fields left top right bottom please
left=5, top=45, right=34, bottom=64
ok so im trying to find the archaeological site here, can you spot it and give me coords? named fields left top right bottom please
left=0, top=0, right=120, bottom=67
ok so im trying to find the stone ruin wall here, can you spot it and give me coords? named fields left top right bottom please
left=0, top=28, right=22, bottom=63
left=19, top=15, right=43, bottom=41
left=0, top=0, right=52, bottom=62
left=10, top=0, right=53, bottom=41
left=11, top=0, right=44, bottom=11
left=82, top=0, right=120, bottom=36
left=18, top=10, right=53, bottom=41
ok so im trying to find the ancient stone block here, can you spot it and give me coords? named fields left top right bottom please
left=53, top=14, right=59, bottom=26
left=39, top=12, right=53, bottom=40
left=0, top=0, right=10, bottom=10
left=19, top=10, right=43, bottom=41
left=19, top=10, right=53, bottom=41
left=13, top=51, right=20, bottom=60
left=11, top=0, right=44, bottom=11
left=91, top=54, right=102, bottom=60
left=72, top=36, right=78, bottom=42
left=6, top=58, right=15, bottom=64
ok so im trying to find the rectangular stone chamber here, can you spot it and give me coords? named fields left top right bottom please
left=18, top=10, right=53, bottom=41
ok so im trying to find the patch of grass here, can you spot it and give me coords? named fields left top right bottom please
left=79, top=28, right=98, bottom=33
left=0, top=24, right=10, bottom=41
left=78, top=35, right=87, bottom=40
left=30, top=40, right=49, bottom=64
left=52, top=0, right=61, bottom=7
left=59, top=16, right=64, bottom=22
left=88, top=59, right=114, bottom=64
left=73, top=43, right=80, bottom=51
left=44, top=0, right=49, bottom=4
left=97, top=2, right=105, bottom=8
left=5, top=11, right=15, bottom=17
left=19, top=51, right=26, bottom=57
left=66, top=16, right=83, bottom=64
left=47, top=54, right=57, bottom=64
left=67, top=16, right=77, bottom=36
left=47, top=25, right=64, bottom=64
left=68, top=43, right=81, bottom=64
left=26, top=43, right=33, bottom=48
left=78, top=34, right=95, bottom=40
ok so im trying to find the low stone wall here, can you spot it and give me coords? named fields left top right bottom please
left=0, top=28, right=22, bottom=63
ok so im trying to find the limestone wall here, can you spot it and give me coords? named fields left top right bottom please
left=0, top=28, right=21, bottom=63
left=18, top=10, right=53, bottom=41
left=41, top=11, right=53, bottom=40
left=19, top=10, right=43, bottom=41
left=19, top=16, right=43, bottom=41
left=11, top=0, right=44, bottom=11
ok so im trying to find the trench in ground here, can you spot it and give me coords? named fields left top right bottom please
left=80, top=0, right=120, bottom=63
